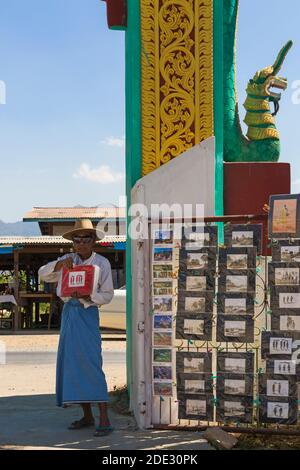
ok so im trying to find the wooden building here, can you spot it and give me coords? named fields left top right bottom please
left=0, top=207, right=126, bottom=331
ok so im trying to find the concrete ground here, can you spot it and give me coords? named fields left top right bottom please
left=0, top=334, right=213, bottom=451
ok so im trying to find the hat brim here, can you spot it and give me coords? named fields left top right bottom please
left=62, top=228, right=104, bottom=241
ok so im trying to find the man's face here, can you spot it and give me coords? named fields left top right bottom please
left=72, top=231, right=95, bottom=258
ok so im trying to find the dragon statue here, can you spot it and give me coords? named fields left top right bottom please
left=224, top=0, right=293, bottom=162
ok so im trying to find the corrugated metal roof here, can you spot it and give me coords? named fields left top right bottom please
left=23, top=207, right=126, bottom=221
left=0, top=235, right=126, bottom=246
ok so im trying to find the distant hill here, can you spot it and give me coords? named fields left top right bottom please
left=0, top=220, right=40, bottom=236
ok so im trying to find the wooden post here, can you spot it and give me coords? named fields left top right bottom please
left=13, top=250, right=20, bottom=330
left=26, top=266, right=30, bottom=291
left=34, top=270, right=39, bottom=325
left=123, top=250, right=126, bottom=285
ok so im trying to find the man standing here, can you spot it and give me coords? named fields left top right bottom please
left=39, top=219, right=114, bottom=437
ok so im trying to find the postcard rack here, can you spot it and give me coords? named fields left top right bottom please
left=145, top=213, right=300, bottom=435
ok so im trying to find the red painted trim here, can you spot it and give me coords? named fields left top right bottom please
left=102, top=0, right=127, bottom=28
left=224, top=162, right=291, bottom=255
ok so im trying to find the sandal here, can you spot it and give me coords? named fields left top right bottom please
left=68, top=417, right=95, bottom=430
left=93, top=425, right=114, bottom=437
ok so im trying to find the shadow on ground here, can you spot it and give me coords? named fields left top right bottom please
left=0, top=395, right=213, bottom=450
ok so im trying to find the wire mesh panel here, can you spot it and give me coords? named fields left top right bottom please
left=147, top=217, right=300, bottom=432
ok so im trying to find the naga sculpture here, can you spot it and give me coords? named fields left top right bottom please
left=224, top=0, right=293, bottom=162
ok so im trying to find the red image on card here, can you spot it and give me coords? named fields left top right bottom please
left=60, top=265, right=96, bottom=297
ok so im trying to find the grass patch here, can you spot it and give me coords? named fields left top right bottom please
left=109, top=385, right=131, bottom=416
left=236, top=433, right=300, bottom=450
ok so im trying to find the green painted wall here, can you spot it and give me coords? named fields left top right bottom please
left=213, top=0, right=225, bottom=241
left=125, top=0, right=142, bottom=393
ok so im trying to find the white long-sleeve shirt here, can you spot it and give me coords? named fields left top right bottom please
left=38, top=251, right=114, bottom=309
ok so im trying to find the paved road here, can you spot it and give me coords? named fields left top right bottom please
left=5, top=350, right=126, bottom=365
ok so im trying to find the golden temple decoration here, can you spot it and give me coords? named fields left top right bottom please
left=247, top=127, right=280, bottom=141
left=141, top=0, right=214, bottom=176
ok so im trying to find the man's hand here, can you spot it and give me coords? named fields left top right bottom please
left=54, top=258, right=73, bottom=272
left=70, top=291, right=91, bottom=301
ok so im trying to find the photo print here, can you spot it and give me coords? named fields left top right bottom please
left=268, top=194, right=300, bottom=239
left=153, top=382, right=173, bottom=397
left=217, top=352, right=254, bottom=376
left=185, top=296, right=206, bottom=313
left=259, top=374, right=297, bottom=399
left=270, top=288, right=300, bottom=313
left=176, top=314, right=213, bottom=341
left=217, top=375, right=254, bottom=398
left=153, top=247, right=173, bottom=263
left=226, top=275, right=248, bottom=293
left=153, top=281, right=174, bottom=296
left=178, top=395, right=214, bottom=421
left=279, top=292, right=300, bottom=309
left=266, top=359, right=297, bottom=376
left=218, top=270, right=256, bottom=294
left=183, top=379, right=205, bottom=394
left=152, top=264, right=174, bottom=280
left=224, top=321, right=246, bottom=338
left=267, top=401, right=289, bottom=418
left=261, top=331, right=300, bottom=359
left=187, top=253, right=209, bottom=271
left=271, top=314, right=300, bottom=333
left=177, top=373, right=213, bottom=395
left=218, top=247, right=257, bottom=271
left=177, top=292, right=214, bottom=314
left=224, top=224, right=263, bottom=255
left=183, top=319, right=205, bottom=336
left=176, top=352, right=212, bottom=375
left=272, top=240, right=300, bottom=263
left=186, top=275, right=207, bottom=292
left=266, top=379, right=291, bottom=398
left=217, top=293, right=255, bottom=316
left=225, top=379, right=246, bottom=396
left=225, top=359, right=246, bottom=375
left=154, top=229, right=174, bottom=245
left=153, top=314, right=173, bottom=330
left=268, top=262, right=300, bottom=288
left=152, top=348, right=172, bottom=364
left=216, top=397, right=253, bottom=424
left=259, top=397, right=298, bottom=425
left=152, top=365, right=173, bottom=381
left=224, top=298, right=246, bottom=315
left=183, top=227, right=211, bottom=250
left=270, top=337, right=292, bottom=355
left=183, top=357, right=205, bottom=374
left=153, top=295, right=173, bottom=313
left=177, top=272, right=216, bottom=293
left=179, top=247, right=217, bottom=273
left=181, top=224, right=218, bottom=247
left=153, top=331, right=173, bottom=347
left=217, top=316, right=255, bottom=343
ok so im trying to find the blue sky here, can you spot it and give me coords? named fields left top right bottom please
left=0, top=0, right=299, bottom=222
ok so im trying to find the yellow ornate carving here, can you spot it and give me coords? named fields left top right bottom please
left=141, top=0, right=214, bottom=176
left=244, top=112, right=275, bottom=127
left=243, top=97, right=270, bottom=112
left=247, top=127, right=280, bottom=141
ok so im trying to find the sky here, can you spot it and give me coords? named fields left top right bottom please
left=0, top=0, right=299, bottom=222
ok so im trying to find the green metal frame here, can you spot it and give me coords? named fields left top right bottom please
left=125, top=0, right=142, bottom=393
left=213, top=0, right=224, bottom=241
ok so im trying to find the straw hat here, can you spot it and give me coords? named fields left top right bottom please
left=62, top=219, right=104, bottom=241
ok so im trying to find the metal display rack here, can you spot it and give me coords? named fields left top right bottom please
left=146, top=214, right=300, bottom=435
